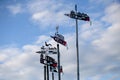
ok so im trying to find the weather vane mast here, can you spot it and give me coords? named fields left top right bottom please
left=56, top=26, right=59, bottom=33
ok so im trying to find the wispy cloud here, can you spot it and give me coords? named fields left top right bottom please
left=0, top=45, right=41, bottom=80
left=27, top=0, right=73, bottom=27
left=7, top=4, right=23, bottom=15
left=81, top=3, right=120, bottom=80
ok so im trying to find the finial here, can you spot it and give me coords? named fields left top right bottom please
left=56, top=26, right=59, bottom=33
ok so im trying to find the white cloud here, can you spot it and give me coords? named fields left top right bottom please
left=86, top=3, right=120, bottom=79
left=35, top=35, right=50, bottom=44
left=93, top=24, right=120, bottom=53
left=27, top=0, right=72, bottom=27
left=0, top=54, right=7, bottom=62
left=102, top=3, right=120, bottom=23
left=93, top=3, right=120, bottom=54
left=32, top=11, right=49, bottom=20
left=0, top=45, right=42, bottom=80
left=7, top=4, right=23, bottom=15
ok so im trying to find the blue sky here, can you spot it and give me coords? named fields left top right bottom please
left=0, top=0, right=120, bottom=80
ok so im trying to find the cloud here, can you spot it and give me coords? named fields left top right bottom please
left=0, top=45, right=43, bottom=80
left=102, top=3, right=120, bottom=23
left=7, top=4, right=23, bottom=15
left=27, top=0, right=72, bottom=27
left=93, top=3, right=120, bottom=54
left=0, top=54, right=7, bottom=62
left=82, top=3, right=120, bottom=79
left=35, top=35, right=50, bottom=44
left=93, top=24, right=120, bottom=53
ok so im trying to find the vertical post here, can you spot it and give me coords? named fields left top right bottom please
left=44, top=44, right=49, bottom=80
left=52, top=72, right=54, bottom=80
left=57, top=44, right=61, bottom=80
left=46, top=61, right=49, bottom=80
left=75, top=4, right=80, bottom=80
left=44, top=65, right=46, bottom=80
left=56, top=26, right=61, bottom=80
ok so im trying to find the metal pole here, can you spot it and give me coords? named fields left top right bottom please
left=44, top=65, right=46, bottom=80
left=47, top=63, right=49, bottom=80
left=57, top=44, right=61, bottom=80
left=52, top=72, right=54, bottom=80
left=46, top=57, right=49, bottom=80
left=75, top=4, right=80, bottom=80
left=46, top=54, right=49, bottom=80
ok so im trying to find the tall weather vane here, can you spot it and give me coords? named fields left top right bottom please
left=65, top=4, right=91, bottom=80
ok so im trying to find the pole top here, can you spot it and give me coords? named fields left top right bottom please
left=75, top=4, right=77, bottom=11
left=56, top=26, right=59, bottom=33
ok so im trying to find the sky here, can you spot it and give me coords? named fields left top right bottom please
left=0, top=0, right=120, bottom=80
